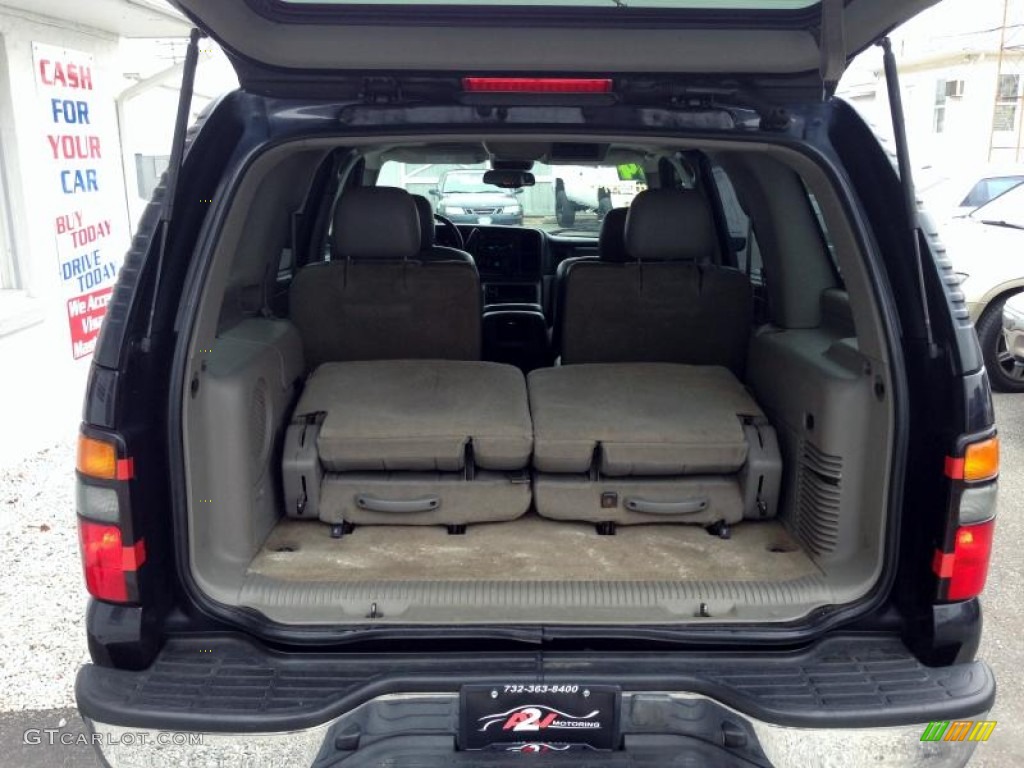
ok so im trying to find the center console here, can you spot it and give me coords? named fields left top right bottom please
left=467, top=226, right=550, bottom=371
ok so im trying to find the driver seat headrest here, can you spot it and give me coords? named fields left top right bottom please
left=412, top=195, right=437, bottom=249
left=598, top=207, right=630, bottom=263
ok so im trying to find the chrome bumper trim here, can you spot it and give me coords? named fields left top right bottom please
left=85, top=692, right=985, bottom=768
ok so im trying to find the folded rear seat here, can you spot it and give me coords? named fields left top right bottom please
left=537, top=189, right=782, bottom=532
left=529, top=364, right=779, bottom=529
left=285, top=360, right=533, bottom=527
left=282, top=188, right=532, bottom=530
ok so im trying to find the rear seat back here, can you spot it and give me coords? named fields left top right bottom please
left=289, top=187, right=481, bottom=368
left=552, top=206, right=628, bottom=354
left=559, top=189, right=752, bottom=375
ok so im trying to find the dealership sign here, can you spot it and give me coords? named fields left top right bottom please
left=33, top=43, right=128, bottom=359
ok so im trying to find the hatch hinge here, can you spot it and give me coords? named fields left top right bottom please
left=141, top=27, right=204, bottom=352
left=361, top=77, right=402, bottom=105
left=819, top=0, right=846, bottom=98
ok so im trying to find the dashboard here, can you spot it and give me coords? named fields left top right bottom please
left=443, top=224, right=601, bottom=313
left=461, top=226, right=544, bottom=281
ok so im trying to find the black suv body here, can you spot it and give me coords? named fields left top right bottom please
left=72, top=2, right=999, bottom=765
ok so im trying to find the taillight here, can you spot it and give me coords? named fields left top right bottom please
left=78, top=520, right=146, bottom=603
left=945, top=521, right=995, bottom=601
left=934, top=435, right=999, bottom=602
left=78, top=434, right=134, bottom=481
left=944, top=436, right=999, bottom=483
left=76, top=430, right=143, bottom=604
left=462, top=77, right=613, bottom=94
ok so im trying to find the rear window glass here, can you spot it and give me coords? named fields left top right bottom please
left=377, top=161, right=648, bottom=236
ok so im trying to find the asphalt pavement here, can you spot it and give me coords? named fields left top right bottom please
left=1, top=394, right=1022, bottom=768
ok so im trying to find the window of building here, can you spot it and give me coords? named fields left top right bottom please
left=933, top=79, right=948, bottom=133
left=994, top=74, right=1021, bottom=132
left=932, top=79, right=964, bottom=134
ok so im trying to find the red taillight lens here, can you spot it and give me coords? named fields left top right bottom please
left=78, top=519, right=146, bottom=603
left=462, top=77, right=613, bottom=94
left=934, top=519, right=996, bottom=601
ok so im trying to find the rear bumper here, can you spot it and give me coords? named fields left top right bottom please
left=77, top=634, right=996, bottom=767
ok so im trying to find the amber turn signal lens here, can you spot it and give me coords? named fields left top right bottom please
left=964, top=437, right=999, bottom=482
left=77, top=435, right=117, bottom=480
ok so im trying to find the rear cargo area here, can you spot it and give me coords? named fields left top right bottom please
left=180, top=135, right=895, bottom=626
left=250, top=516, right=818, bottom=583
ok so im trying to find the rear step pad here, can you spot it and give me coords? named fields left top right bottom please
left=76, top=635, right=994, bottom=734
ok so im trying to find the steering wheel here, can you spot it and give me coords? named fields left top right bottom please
left=433, top=213, right=465, bottom=251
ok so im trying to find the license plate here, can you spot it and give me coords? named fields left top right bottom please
left=460, top=684, right=619, bottom=751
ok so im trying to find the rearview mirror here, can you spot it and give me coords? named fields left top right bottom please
left=483, top=169, right=535, bottom=189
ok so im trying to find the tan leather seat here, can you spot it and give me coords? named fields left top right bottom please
left=283, top=188, right=532, bottom=529
left=557, top=189, right=752, bottom=375
left=532, top=191, right=778, bottom=529
left=289, top=187, right=482, bottom=368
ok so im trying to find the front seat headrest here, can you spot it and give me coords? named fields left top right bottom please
left=625, top=189, right=716, bottom=262
left=598, top=207, right=629, bottom=263
left=411, top=195, right=437, bottom=249
left=333, top=187, right=421, bottom=261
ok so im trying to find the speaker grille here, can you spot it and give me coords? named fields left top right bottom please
left=250, top=377, right=270, bottom=478
left=796, top=441, right=843, bottom=556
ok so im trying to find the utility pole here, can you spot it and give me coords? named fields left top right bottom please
left=988, top=0, right=1013, bottom=161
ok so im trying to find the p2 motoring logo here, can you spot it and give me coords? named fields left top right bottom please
left=920, top=721, right=997, bottom=742
left=478, top=705, right=602, bottom=734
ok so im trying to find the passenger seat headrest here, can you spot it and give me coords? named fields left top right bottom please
left=598, top=207, right=629, bottom=263
left=333, top=187, right=421, bottom=261
left=625, top=189, right=717, bottom=262
left=411, top=195, right=436, bottom=249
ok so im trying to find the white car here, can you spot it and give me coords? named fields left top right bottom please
left=554, top=165, right=645, bottom=227
left=917, top=164, right=1024, bottom=220
left=941, top=183, right=1024, bottom=392
left=1003, top=293, right=1024, bottom=387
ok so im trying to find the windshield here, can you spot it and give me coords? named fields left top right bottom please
left=377, top=161, right=648, bottom=235
left=961, top=176, right=1024, bottom=209
left=971, top=182, right=1024, bottom=229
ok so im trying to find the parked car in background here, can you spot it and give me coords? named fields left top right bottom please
left=431, top=169, right=523, bottom=225
left=1002, top=291, right=1024, bottom=387
left=917, top=163, right=1024, bottom=220
left=942, top=182, right=1024, bottom=392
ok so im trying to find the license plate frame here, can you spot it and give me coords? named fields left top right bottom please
left=460, top=683, right=620, bottom=752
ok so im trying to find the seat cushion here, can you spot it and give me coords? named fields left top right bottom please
left=296, top=360, right=532, bottom=472
left=529, top=363, right=763, bottom=476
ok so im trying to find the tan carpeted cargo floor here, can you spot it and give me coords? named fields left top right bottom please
left=249, top=515, right=820, bottom=583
